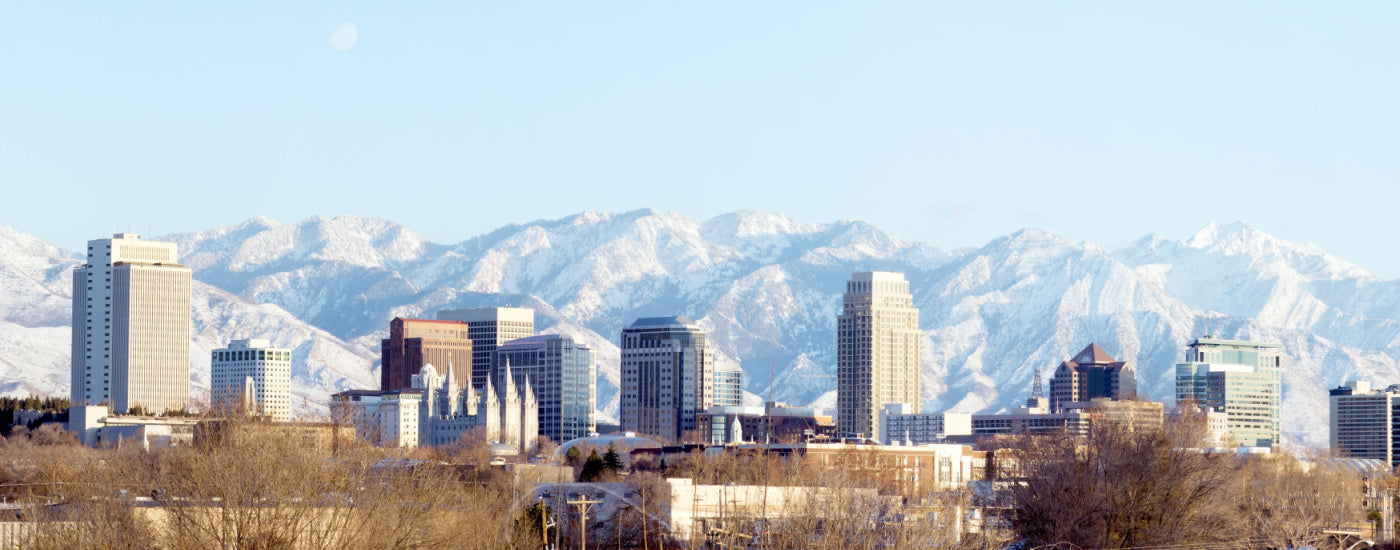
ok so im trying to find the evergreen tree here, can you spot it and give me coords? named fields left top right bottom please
left=565, top=446, right=582, bottom=465
left=602, top=444, right=622, bottom=471
left=579, top=450, right=605, bottom=482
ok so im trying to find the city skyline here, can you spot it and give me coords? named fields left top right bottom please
left=10, top=208, right=1395, bottom=449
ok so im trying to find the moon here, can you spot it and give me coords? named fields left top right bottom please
left=328, top=23, right=358, bottom=51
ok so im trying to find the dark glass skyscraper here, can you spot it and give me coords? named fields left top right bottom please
left=620, top=316, right=713, bottom=442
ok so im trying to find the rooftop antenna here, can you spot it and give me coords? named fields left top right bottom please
left=1027, top=367, right=1045, bottom=409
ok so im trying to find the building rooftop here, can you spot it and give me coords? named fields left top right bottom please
left=436, top=307, right=535, bottom=323
left=628, top=316, right=696, bottom=328
left=394, top=317, right=469, bottom=325
left=498, top=333, right=593, bottom=349
left=1070, top=343, right=1118, bottom=364
left=849, top=271, right=908, bottom=282
left=1190, top=336, right=1282, bottom=348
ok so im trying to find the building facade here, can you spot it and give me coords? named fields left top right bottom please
left=331, top=389, right=423, bottom=447
left=698, top=402, right=837, bottom=445
left=729, top=442, right=983, bottom=495
left=332, top=361, right=540, bottom=453
left=496, top=334, right=598, bottom=443
left=879, top=404, right=972, bottom=445
left=876, top=397, right=1164, bottom=443
left=619, top=316, right=713, bottom=442
left=71, top=233, right=191, bottom=414
left=713, top=366, right=744, bottom=408
left=436, top=307, right=535, bottom=390
left=380, top=318, right=474, bottom=391
left=1175, top=337, right=1283, bottom=448
left=970, top=399, right=1164, bottom=436
left=837, top=271, right=922, bottom=439
left=1048, top=343, right=1137, bottom=412
left=211, top=338, right=293, bottom=422
left=1330, top=381, right=1400, bottom=467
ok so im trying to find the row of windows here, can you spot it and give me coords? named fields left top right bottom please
left=213, top=349, right=291, bottom=362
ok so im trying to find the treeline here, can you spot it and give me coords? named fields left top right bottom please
left=0, top=396, right=70, bottom=437
left=2, top=411, right=1393, bottom=549
left=0, top=396, right=71, bottom=412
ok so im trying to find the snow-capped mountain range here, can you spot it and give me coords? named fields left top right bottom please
left=2, top=210, right=1397, bottom=447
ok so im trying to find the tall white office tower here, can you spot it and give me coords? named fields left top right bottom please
left=620, top=316, right=713, bottom=442
left=211, top=339, right=293, bottom=422
left=435, top=307, right=535, bottom=390
left=837, top=271, right=922, bottom=439
left=71, top=234, right=191, bottom=414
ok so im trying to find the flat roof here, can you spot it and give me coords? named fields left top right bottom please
left=498, top=334, right=593, bottom=350
left=436, top=307, right=535, bottom=323
left=628, top=316, right=696, bottom=328
left=1191, top=337, right=1281, bottom=348
left=395, top=317, right=468, bottom=325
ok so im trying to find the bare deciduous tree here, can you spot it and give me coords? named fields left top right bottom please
left=1003, top=409, right=1244, bottom=549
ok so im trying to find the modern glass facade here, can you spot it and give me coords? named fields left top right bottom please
left=714, top=368, right=743, bottom=407
left=1174, top=337, right=1282, bottom=448
left=620, top=316, right=713, bottom=442
left=496, top=334, right=597, bottom=443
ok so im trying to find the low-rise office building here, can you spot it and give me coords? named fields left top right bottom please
left=970, top=399, right=1163, bottom=436
left=728, top=441, right=983, bottom=495
left=698, top=402, right=837, bottom=445
left=879, top=404, right=972, bottom=444
left=67, top=405, right=197, bottom=449
left=877, top=398, right=1164, bottom=443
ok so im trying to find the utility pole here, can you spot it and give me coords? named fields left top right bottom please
left=539, top=498, right=549, bottom=550
left=568, top=496, right=603, bottom=550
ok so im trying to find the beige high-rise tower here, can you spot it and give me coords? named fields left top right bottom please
left=71, top=233, right=191, bottom=414
left=837, top=271, right=921, bottom=439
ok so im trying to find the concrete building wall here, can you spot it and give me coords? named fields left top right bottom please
left=211, top=338, right=293, bottom=422
left=72, top=234, right=190, bottom=414
left=879, top=405, right=973, bottom=444
left=1330, top=380, right=1400, bottom=467
left=381, top=318, right=473, bottom=391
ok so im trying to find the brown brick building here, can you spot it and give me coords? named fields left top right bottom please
left=1048, top=343, right=1137, bottom=412
left=380, top=318, right=473, bottom=391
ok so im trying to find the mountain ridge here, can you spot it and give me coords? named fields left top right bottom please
left=1, top=211, right=1396, bottom=447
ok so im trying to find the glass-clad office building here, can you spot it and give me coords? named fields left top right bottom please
left=1175, top=337, right=1282, bottom=448
left=497, top=334, right=597, bottom=443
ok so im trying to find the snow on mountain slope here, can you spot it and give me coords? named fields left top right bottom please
left=0, top=226, right=378, bottom=414
left=190, top=283, right=378, bottom=413
left=1114, top=223, right=1400, bottom=354
left=4, top=213, right=1400, bottom=447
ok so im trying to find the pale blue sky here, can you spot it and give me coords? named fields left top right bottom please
left=3, top=3, right=1396, bottom=275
